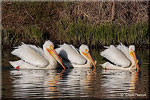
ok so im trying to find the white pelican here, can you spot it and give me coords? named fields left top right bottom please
left=9, top=40, right=66, bottom=69
left=100, top=44, right=139, bottom=71
left=55, top=43, right=96, bottom=68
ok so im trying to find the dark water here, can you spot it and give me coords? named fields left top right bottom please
left=2, top=49, right=149, bottom=99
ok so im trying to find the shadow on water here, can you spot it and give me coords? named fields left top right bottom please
left=1, top=49, right=149, bottom=99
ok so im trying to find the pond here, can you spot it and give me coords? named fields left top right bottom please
left=2, top=49, right=149, bottom=99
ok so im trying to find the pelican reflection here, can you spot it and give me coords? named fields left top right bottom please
left=10, top=69, right=64, bottom=98
left=101, top=69, right=139, bottom=98
left=58, top=68, right=96, bottom=97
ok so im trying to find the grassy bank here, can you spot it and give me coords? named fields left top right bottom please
left=56, top=20, right=149, bottom=48
left=2, top=21, right=149, bottom=49
left=2, top=2, right=149, bottom=49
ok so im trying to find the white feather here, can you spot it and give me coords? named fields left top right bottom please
left=28, top=45, right=45, bottom=57
left=70, top=45, right=80, bottom=54
left=9, top=60, right=40, bottom=69
left=9, top=60, right=55, bottom=69
left=117, top=43, right=131, bottom=61
left=56, top=43, right=86, bottom=65
left=55, top=47, right=61, bottom=54
left=100, top=45, right=131, bottom=67
left=101, top=62, right=130, bottom=70
left=11, top=43, right=49, bottom=68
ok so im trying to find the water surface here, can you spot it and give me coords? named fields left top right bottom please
left=2, top=49, right=149, bottom=99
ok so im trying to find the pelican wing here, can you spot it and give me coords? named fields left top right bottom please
left=28, top=44, right=44, bottom=57
left=117, top=43, right=131, bottom=61
left=100, top=45, right=131, bottom=67
left=101, top=62, right=129, bottom=70
left=56, top=43, right=86, bottom=64
left=70, top=45, right=80, bottom=54
left=11, top=43, right=49, bottom=68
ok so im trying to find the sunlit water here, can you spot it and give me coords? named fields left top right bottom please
left=2, top=49, right=149, bottom=99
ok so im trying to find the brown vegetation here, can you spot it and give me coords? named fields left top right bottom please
left=1, top=1, right=149, bottom=49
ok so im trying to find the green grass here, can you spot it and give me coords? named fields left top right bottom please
left=2, top=20, right=149, bottom=49
left=57, top=20, right=149, bottom=48
left=2, top=25, right=43, bottom=47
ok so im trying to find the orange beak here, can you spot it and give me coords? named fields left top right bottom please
left=130, top=50, right=139, bottom=72
left=82, top=51, right=96, bottom=69
left=46, top=47, right=66, bottom=70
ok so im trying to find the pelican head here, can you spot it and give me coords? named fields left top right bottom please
left=43, top=40, right=54, bottom=49
left=129, top=45, right=135, bottom=52
left=129, top=45, right=139, bottom=71
left=43, top=40, right=66, bottom=69
left=79, top=44, right=96, bottom=68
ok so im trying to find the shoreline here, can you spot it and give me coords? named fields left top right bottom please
left=2, top=22, right=149, bottom=50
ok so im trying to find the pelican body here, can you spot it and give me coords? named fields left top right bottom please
left=56, top=43, right=96, bottom=68
left=9, top=40, right=65, bottom=69
left=100, top=43, right=139, bottom=71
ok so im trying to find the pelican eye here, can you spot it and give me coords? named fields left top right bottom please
left=50, top=45, right=53, bottom=50
left=85, top=49, right=88, bottom=53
